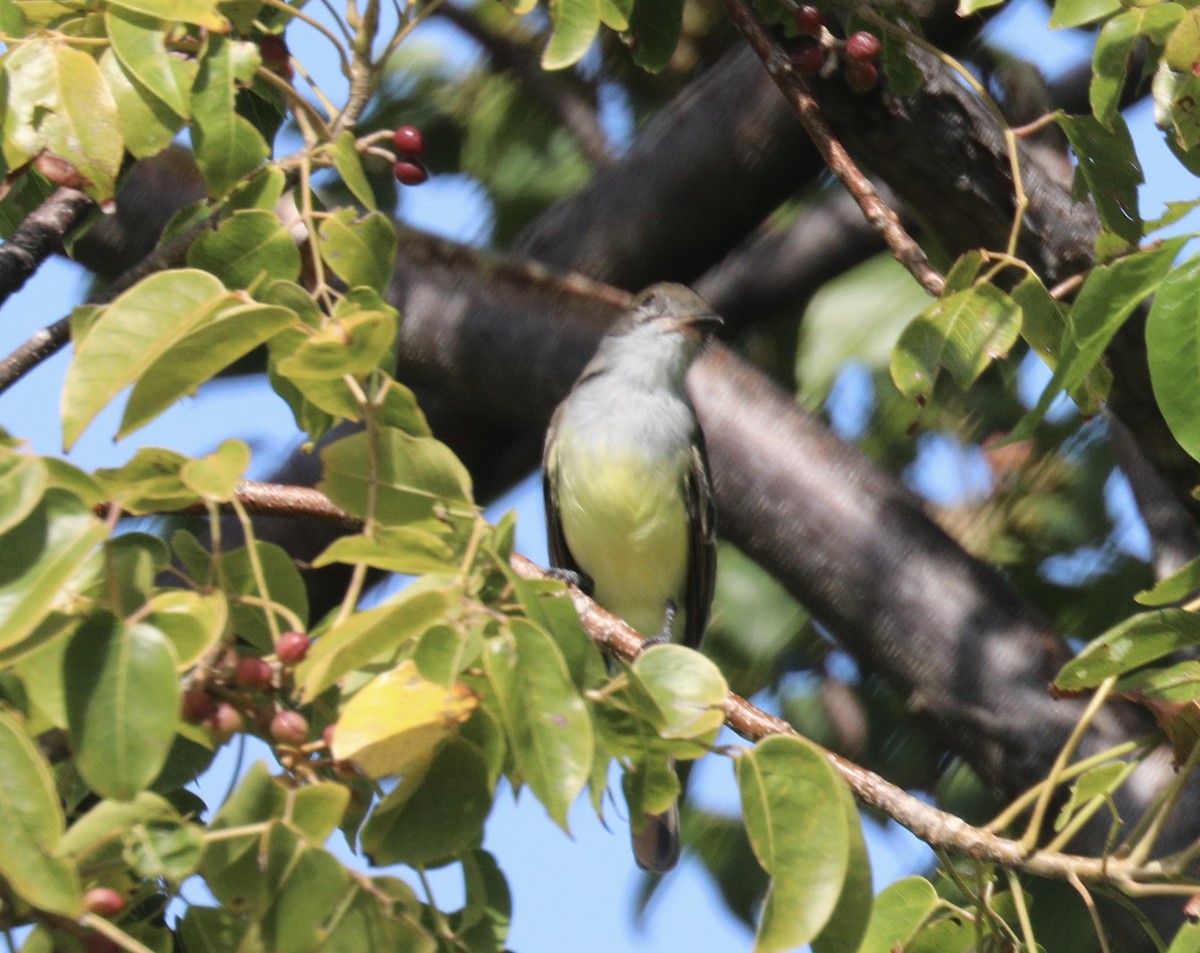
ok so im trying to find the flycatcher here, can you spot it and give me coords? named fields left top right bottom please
left=543, top=283, right=719, bottom=872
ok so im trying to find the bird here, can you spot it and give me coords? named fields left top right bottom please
left=542, top=282, right=719, bottom=872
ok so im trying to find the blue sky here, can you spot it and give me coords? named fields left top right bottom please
left=1, top=1, right=1197, bottom=950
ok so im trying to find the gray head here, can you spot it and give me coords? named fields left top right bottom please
left=583, top=283, right=722, bottom=389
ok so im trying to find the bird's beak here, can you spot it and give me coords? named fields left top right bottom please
left=670, top=312, right=723, bottom=336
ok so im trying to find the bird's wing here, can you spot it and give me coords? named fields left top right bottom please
left=684, top=432, right=717, bottom=650
left=543, top=408, right=582, bottom=577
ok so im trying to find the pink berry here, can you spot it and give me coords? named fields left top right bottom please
left=182, top=688, right=216, bottom=724
left=845, top=31, right=881, bottom=62
left=322, top=724, right=336, bottom=749
left=276, top=630, right=311, bottom=664
left=845, top=59, right=878, bottom=91
left=393, top=160, right=429, bottom=186
left=234, top=657, right=274, bottom=691
left=790, top=41, right=826, bottom=76
left=208, top=702, right=244, bottom=741
left=271, top=710, right=309, bottom=745
left=392, top=125, right=426, bottom=157
left=259, top=34, right=293, bottom=81
left=793, top=4, right=824, bottom=35
left=84, top=887, right=126, bottom=919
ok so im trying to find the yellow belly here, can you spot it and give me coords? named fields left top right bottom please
left=555, top=446, right=690, bottom=639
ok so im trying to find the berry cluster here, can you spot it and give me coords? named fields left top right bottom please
left=391, top=125, right=429, bottom=186
left=789, top=4, right=882, bottom=93
left=181, top=631, right=317, bottom=748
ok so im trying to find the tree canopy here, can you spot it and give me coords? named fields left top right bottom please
left=0, top=0, right=1199, bottom=951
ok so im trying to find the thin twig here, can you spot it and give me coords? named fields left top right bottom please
left=93, top=480, right=1190, bottom=896
left=720, top=0, right=945, bottom=298
left=0, top=186, right=94, bottom=306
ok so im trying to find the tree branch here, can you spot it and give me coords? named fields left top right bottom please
left=0, top=186, right=94, bottom=306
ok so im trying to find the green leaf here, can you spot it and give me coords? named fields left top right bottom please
left=1, top=38, right=123, bottom=200
left=105, top=8, right=193, bottom=118
left=599, top=0, right=631, bottom=29
left=0, top=708, right=82, bottom=916
left=273, top=302, right=396, bottom=380
left=890, top=284, right=1021, bottom=403
left=1092, top=7, right=1184, bottom=128
left=542, top=0, right=600, bottom=69
left=174, top=531, right=308, bottom=650
left=57, top=790, right=179, bottom=859
left=1055, top=762, right=1127, bottom=831
left=1014, top=238, right=1186, bottom=439
left=258, top=826, right=349, bottom=953
left=317, top=208, right=398, bottom=294
left=178, top=907, right=252, bottom=952
left=106, top=0, right=228, bottom=30
left=737, top=734, right=853, bottom=953
left=0, top=489, right=105, bottom=652
left=312, top=525, right=457, bottom=575
left=626, top=0, right=684, bottom=72
left=1137, top=552, right=1200, bottom=606
left=330, top=130, right=377, bottom=210
left=187, top=208, right=301, bottom=287
left=854, top=877, right=940, bottom=953
left=147, top=589, right=227, bottom=667
left=1050, top=0, right=1120, bottom=28
left=360, top=736, right=492, bottom=866
left=65, top=613, right=180, bottom=799
left=128, top=818, right=203, bottom=881
left=1166, top=7, right=1200, bottom=73
left=1054, top=609, right=1200, bottom=691
left=319, top=426, right=474, bottom=527
left=291, top=783, right=350, bottom=843
left=93, top=447, right=196, bottom=513
left=0, top=444, right=46, bottom=535
left=482, top=620, right=593, bottom=829
left=1058, top=114, right=1143, bottom=243
left=810, top=765, right=872, bottom=953
left=180, top=438, right=251, bottom=501
left=191, top=37, right=269, bottom=196
left=62, top=269, right=223, bottom=448
left=631, top=644, right=727, bottom=745
left=1147, top=256, right=1200, bottom=463
left=296, top=575, right=460, bottom=701
left=99, top=48, right=185, bottom=159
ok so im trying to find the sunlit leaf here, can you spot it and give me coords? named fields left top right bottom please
left=1055, top=609, right=1200, bottom=691
left=1050, top=0, right=1120, bottom=28
left=1147, top=256, right=1200, bottom=463
left=542, top=0, right=600, bottom=69
left=191, top=37, right=268, bottom=195
left=106, top=0, right=228, bottom=30
left=332, top=659, right=478, bottom=780
left=854, top=877, right=940, bottom=953
left=0, top=38, right=122, bottom=200
left=318, top=208, right=398, bottom=293
left=0, top=489, right=105, bottom=652
left=186, top=208, right=301, bottom=287
left=0, top=708, right=81, bottom=915
left=1058, top=114, right=1143, bottom=243
left=312, top=524, right=458, bottom=575
left=106, top=8, right=193, bottom=118
left=180, top=438, right=250, bottom=501
left=330, top=130, right=377, bottom=210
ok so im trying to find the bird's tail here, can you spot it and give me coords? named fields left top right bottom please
left=632, top=802, right=680, bottom=873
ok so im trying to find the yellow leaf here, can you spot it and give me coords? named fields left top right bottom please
left=331, top=660, right=477, bottom=780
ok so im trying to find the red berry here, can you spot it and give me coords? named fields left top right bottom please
left=234, top=656, right=274, bottom=691
left=84, top=887, right=126, bottom=919
left=790, top=41, right=826, bottom=76
left=208, top=702, right=244, bottom=741
left=276, top=630, right=311, bottom=664
left=845, top=31, right=881, bottom=62
left=793, top=4, right=824, bottom=35
left=392, top=125, right=426, bottom=157
left=393, top=159, right=429, bottom=186
left=259, top=34, right=293, bottom=80
left=845, top=60, right=879, bottom=91
left=182, top=688, right=216, bottom=724
left=271, top=710, right=309, bottom=745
